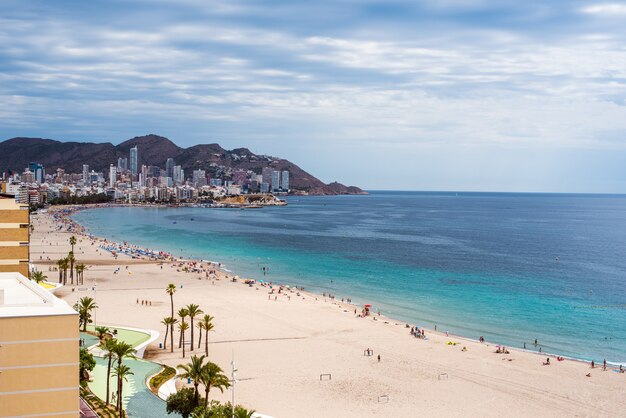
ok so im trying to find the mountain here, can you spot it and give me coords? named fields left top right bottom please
left=0, top=135, right=366, bottom=195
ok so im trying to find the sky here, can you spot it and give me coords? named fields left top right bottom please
left=1, top=0, right=626, bottom=192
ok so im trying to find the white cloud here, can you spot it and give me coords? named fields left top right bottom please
left=580, top=3, right=626, bottom=15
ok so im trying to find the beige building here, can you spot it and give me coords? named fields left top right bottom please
left=0, top=196, right=30, bottom=278
left=0, top=272, right=79, bottom=417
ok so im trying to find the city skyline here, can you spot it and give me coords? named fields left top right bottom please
left=1, top=1, right=626, bottom=192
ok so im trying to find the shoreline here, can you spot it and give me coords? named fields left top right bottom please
left=55, top=203, right=622, bottom=366
left=31, top=205, right=626, bottom=417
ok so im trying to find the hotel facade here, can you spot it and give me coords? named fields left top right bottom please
left=0, top=195, right=79, bottom=417
left=0, top=272, right=79, bottom=417
left=0, top=196, right=30, bottom=278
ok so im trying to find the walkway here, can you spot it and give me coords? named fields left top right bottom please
left=89, top=357, right=178, bottom=418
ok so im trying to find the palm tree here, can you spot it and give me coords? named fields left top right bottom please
left=166, top=283, right=177, bottom=353
left=197, top=321, right=203, bottom=350
left=101, top=338, right=117, bottom=405
left=112, top=341, right=136, bottom=368
left=31, top=269, right=47, bottom=283
left=178, top=308, right=189, bottom=348
left=58, top=258, right=69, bottom=285
left=95, top=326, right=110, bottom=341
left=112, top=342, right=136, bottom=413
left=198, top=314, right=214, bottom=356
left=166, top=283, right=176, bottom=318
left=75, top=264, right=87, bottom=285
left=199, top=361, right=230, bottom=408
left=69, top=235, right=77, bottom=252
left=161, top=317, right=176, bottom=350
left=74, top=296, right=97, bottom=332
left=186, top=304, right=203, bottom=351
left=56, top=259, right=64, bottom=283
left=177, top=354, right=206, bottom=407
left=178, top=321, right=190, bottom=358
left=112, top=364, right=133, bottom=414
left=67, top=251, right=76, bottom=284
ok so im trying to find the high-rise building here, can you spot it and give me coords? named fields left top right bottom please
left=0, top=196, right=29, bottom=277
left=192, top=169, right=207, bottom=187
left=173, top=165, right=184, bottom=185
left=130, top=146, right=138, bottom=175
left=262, top=167, right=273, bottom=185
left=82, top=164, right=89, bottom=184
left=109, top=164, right=117, bottom=188
left=117, top=157, right=128, bottom=172
left=166, top=158, right=175, bottom=178
left=281, top=170, right=290, bottom=191
left=28, top=162, right=45, bottom=184
left=271, top=170, right=280, bottom=192
left=21, top=170, right=35, bottom=184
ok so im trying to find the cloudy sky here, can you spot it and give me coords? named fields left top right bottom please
left=1, top=0, right=626, bottom=192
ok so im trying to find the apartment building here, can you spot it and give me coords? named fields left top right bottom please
left=0, top=195, right=29, bottom=278
left=0, top=272, right=79, bottom=417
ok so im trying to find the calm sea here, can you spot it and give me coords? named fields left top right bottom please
left=73, top=191, right=626, bottom=363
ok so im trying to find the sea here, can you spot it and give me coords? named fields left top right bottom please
left=72, top=191, right=626, bottom=363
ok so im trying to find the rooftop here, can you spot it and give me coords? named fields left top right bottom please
left=0, top=272, right=77, bottom=318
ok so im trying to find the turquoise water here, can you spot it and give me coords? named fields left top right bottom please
left=74, top=192, right=626, bottom=363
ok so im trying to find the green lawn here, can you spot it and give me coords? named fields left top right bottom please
left=86, top=325, right=150, bottom=348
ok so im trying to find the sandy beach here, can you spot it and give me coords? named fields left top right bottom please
left=31, top=207, right=625, bottom=417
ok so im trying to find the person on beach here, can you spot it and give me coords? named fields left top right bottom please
left=591, top=360, right=595, bottom=368
left=544, top=358, right=550, bottom=365
left=603, top=359, right=606, bottom=371
left=377, top=354, right=381, bottom=362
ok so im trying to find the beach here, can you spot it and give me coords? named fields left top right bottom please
left=32, top=207, right=626, bottom=417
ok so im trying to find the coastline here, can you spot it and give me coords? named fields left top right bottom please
left=63, top=204, right=622, bottom=366
left=32, top=205, right=626, bottom=417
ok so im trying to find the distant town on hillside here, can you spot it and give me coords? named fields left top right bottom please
left=0, top=135, right=365, bottom=207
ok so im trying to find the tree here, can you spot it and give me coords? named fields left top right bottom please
left=112, top=364, right=134, bottom=415
left=166, top=283, right=177, bottom=352
left=112, top=342, right=136, bottom=413
left=31, top=269, right=47, bottom=284
left=56, top=259, right=64, bottom=283
left=177, top=355, right=206, bottom=408
left=61, top=258, right=69, bottom=285
left=67, top=251, right=76, bottom=284
left=74, top=296, right=97, bottom=331
left=199, top=361, right=230, bottom=408
left=162, top=317, right=177, bottom=351
left=76, top=263, right=87, bottom=285
left=192, top=402, right=255, bottom=418
left=198, top=315, right=214, bottom=357
left=58, top=258, right=69, bottom=285
left=101, top=338, right=117, bottom=405
left=186, top=304, right=203, bottom=352
left=197, top=322, right=203, bottom=350
left=179, top=321, right=190, bottom=358
left=112, top=341, right=136, bottom=369
left=79, top=347, right=96, bottom=382
left=69, top=235, right=77, bottom=253
left=95, top=326, right=110, bottom=341
left=178, top=308, right=189, bottom=348
left=166, top=387, right=198, bottom=418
